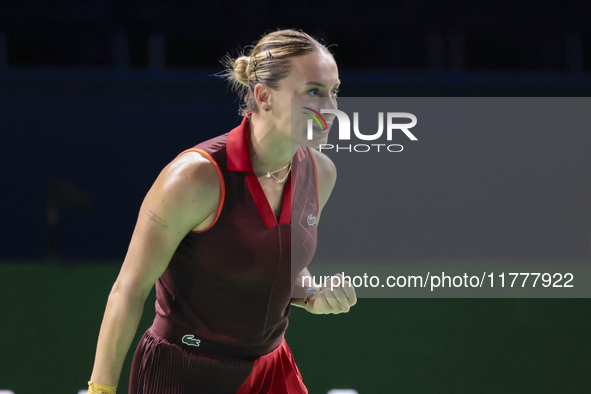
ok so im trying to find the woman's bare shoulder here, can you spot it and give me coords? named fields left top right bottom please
left=150, top=150, right=221, bottom=224
left=168, top=150, right=220, bottom=185
left=309, top=147, right=337, bottom=184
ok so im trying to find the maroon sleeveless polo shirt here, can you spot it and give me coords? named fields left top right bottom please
left=151, top=113, right=319, bottom=359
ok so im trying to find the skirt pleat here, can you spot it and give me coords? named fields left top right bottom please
left=236, top=341, right=308, bottom=394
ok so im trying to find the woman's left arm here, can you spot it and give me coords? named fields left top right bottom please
left=290, top=149, right=357, bottom=313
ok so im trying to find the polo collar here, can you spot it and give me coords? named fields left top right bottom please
left=227, top=112, right=305, bottom=172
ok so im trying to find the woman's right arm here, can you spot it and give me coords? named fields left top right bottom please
left=88, top=151, right=220, bottom=388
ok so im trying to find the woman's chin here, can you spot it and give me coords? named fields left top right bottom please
left=298, top=137, right=329, bottom=151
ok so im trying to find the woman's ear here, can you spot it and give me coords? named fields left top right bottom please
left=253, top=83, right=272, bottom=110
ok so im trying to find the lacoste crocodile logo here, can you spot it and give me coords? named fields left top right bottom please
left=307, top=214, right=317, bottom=226
left=182, top=334, right=201, bottom=347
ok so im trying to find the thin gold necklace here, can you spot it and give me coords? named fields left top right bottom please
left=247, top=125, right=292, bottom=183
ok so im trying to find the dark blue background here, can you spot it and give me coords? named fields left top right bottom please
left=1, top=0, right=590, bottom=260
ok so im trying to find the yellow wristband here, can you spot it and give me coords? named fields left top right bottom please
left=88, top=381, right=117, bottom=394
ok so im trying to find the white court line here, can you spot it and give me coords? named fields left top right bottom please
left=327, top=390, right=358, bottom=394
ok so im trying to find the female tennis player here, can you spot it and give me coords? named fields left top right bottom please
left=88, top=28, right=356, bottom=394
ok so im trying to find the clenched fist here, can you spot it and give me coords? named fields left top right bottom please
left=305, top=273, right=357, bottom=314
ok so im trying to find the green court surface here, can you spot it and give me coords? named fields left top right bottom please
left=1, top=261, right=589, bottom=393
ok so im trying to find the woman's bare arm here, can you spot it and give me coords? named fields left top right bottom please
left=291, top=148, right=337, bottom=308
left=89, top=152, right=221, bottom=387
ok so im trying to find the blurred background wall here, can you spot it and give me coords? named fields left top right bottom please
left=1, top=1, right=590, bottom=260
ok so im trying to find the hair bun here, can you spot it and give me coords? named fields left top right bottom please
left=217, top=28, right=330, bottom=117
left=233, top=56, right=250, bottom=86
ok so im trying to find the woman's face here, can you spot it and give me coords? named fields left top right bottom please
left=268, top=50, right=340, bottom=149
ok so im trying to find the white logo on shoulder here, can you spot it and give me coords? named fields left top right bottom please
left=307, top=214, right=317, bottom=226
left=182, top=334, right=201, bottom=347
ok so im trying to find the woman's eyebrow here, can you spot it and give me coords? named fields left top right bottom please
left=304, top=81, right=341, bottom=88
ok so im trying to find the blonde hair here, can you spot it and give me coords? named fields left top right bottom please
left=218, top=28, right=334, bottom=116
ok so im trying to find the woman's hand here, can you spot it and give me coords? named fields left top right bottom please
left=306, top=273, right=357, bottom=314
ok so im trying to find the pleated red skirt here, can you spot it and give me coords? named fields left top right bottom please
left=129, top=326, right=308, bottom=394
